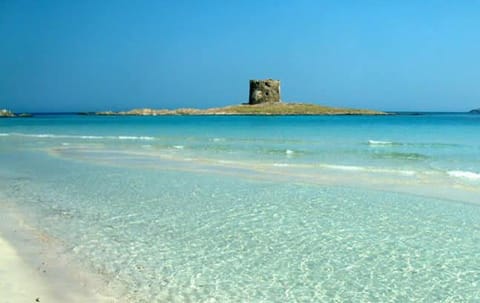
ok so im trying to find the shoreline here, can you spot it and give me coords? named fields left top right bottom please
left=0, top=197, right=119, bottom=303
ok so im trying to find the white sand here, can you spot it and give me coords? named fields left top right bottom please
left=0, top=201, right=119, bottom=303
left=0, top=234, right=119, bottom=303
left=0, top=236, right=58, bottom=302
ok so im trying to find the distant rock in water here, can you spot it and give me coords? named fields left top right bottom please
left=0, top=109, right=33, bottom=118
left=470, top=108, right=480, bottom=114
left=0, top=109, right=15, bottom=118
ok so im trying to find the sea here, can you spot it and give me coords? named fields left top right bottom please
left=1, top=113, right=480, bottom=302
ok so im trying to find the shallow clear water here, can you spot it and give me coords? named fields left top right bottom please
left=1, top=114, right=480, bottom=302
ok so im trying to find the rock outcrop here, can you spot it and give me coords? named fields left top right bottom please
left=470, top=108, right=480, bottom=114
left=249, top=79, right=281, bottom=105
left=0, top=109, right=15, bottom=118
left=0, top=109, right=33, bottom=118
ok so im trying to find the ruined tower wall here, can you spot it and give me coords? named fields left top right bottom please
left=249, top=79, right=281, bottom=105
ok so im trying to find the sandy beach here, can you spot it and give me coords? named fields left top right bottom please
left=0, top=202, right=117, bottom=303
left=0, top=235, right=54, bottom=303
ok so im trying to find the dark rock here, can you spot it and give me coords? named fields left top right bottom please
left=249, top=79, right=281, bottom=105
left=469, top=108, right=480, bottom=114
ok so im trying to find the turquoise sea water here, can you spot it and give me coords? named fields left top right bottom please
left=1, top=114, right=480, bottom=302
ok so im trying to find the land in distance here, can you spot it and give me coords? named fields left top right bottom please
left=88, top=103, right=387, bottom=116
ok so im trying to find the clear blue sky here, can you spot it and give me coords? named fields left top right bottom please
left=1, top=0, right=479, bottom=112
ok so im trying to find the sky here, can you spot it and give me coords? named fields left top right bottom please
left=1, top=0, right=479, bottom=112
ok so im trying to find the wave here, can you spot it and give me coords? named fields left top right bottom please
left=368, top=140, right=394, bottom=146
left=368, top=139, right=460, bottom=148
left=322, top=164, right=365, bottom=171
left=28, top=134, right=61, bottom=138
left=1, top=133, right=156, bottom=141
left=173, top=145, right=184, bottom=149
left=285, top=149, right=295, bottom=155
left=447, top=170, right=480, bottom=181
left=117, top=136, right=154, bottom=140
left=0, top=133, right=9, bottom=136
left=79, top=135, right=104, bottom=139
left=3, top=133, right=101, bottom=139
left=319, top=164, right=416, bottom=176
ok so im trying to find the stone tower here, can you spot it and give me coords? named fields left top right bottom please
left=249, top=79, right=281, bottom=105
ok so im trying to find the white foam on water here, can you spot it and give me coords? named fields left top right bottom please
left=117, top=136, right=154, bottom=140
left=140, top=136, right=155, bottom=140
left=322, top=164, right=365, bottom=171
left=4, top=133, right=158, bottom=141
left=34, top=134, right=57, bottom=138
left=396, top=170, right=416, bottom=176
left=285, top=149, right=295, bottom=155
left=322, top=164, right=419, bottom=176
left=173, top=145, right=184, bottom=149
left=447, top=170, right=480, bottom=181
left=273, top=163, right=289, bottom=167
left=371, top=168, right=417, bottom=176
left=0, top=133, right=9, bottom=136
left=212, top=138, right=225, bottom=142
left=79, top=135, right=104, bottom=139
left=8, top=133, right=102, bottom=139
left=17, top=133, right=60, bottom=138
left=368, top=140, right=393, bottom=146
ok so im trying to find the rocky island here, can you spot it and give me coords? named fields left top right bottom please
left=0, top=109, right=32, bottom=118
left=92, top=79, right=387, bottom=116
left=95, top=103, right=385, bottom=116
left=470, top=108, right=480, bottom=114
left=0, top=109, right=15, bottom=117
